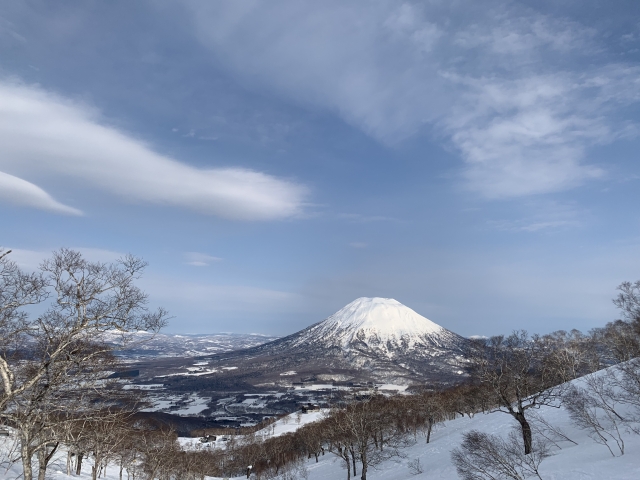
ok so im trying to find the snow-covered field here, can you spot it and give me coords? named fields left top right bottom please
left=2, top=368, right=640, bottom=479
left=139, top=392, right=211, bottom=415
left=254, top=410, right=328, bottom=440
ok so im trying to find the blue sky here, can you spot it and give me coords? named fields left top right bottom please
left=1, top=0, right=639, bottom=336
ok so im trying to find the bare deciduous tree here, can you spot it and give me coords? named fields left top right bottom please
left=541, top=329, right=601, bottom=382
left=468, top=331, right=566, bottom=454
left=613, top=280, right=640, bottom=325
left=325, top=397, right=410, bottom=480
left=139, top=426, right=180, bottom=480
left=0, top=249, right=167, bottom=412
left=452, top=429, right=551, bottom=480
left=0, top=249, right=168, bottom=480
left=563, top=372, right=633, bottom=457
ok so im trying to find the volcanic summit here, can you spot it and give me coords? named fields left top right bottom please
left=292, top=297, right=452, bottom=351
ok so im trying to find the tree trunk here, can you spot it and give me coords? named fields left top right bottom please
left=76, top=453, right=84, bottom=475
left=20, top=433, right=33, bottom=480
left=344, top=452, right=351, bottom=480
left=91, top=454, right=102, bottom=480
left=22, top=456, right=34, bottom=480
left=37, top=449, right=47, bottom=480
left=514, top=412, right=533, bottom=454
left=38, top=442, right=58, bottom=480
left=350, top=447, right=357, bottom=475
left=339, top=447, right=351, bottom=480
left=360, top=450, right=368, bottom=480
left=426, top=418, right=433, bottom=444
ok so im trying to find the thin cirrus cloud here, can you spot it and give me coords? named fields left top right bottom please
left=183, top=1, right=639, bottom=198
left=183, top=252, right=223, bottom=267
left=0, top=81, right=307, bottom=220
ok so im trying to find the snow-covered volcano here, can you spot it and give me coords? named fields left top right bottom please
left=200, top=297, right=470, bottom=385
left=307, top=297, right=446, bottom=348
left=284, top=297, right=468, bottom=365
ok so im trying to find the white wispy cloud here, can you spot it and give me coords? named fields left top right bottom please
left=0, top=171, right=82, bottom=215
left=487, top=200, right=584, bottom=232
left=443, top=72, right=609, bottom=197
left=0, top=81, right=307, bottom=220
left=183, top=1, right=639, bottom=198
left=183, top=251, right=222, bottom=267
left=453, top=15, right=596, bottom=56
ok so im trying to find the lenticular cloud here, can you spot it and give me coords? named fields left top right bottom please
left=0, top=82, right=307, bottom=220
left=0, top=171, right=82, bottom=216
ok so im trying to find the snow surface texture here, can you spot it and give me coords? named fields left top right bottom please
left=3, top=367, right=640, bottom=479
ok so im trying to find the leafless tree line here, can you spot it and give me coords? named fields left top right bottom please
left=560, top=282, right=640, bottom=458
left=202, top=382, right=506, bottom=480
left=452, top=279, right=640, bottom=479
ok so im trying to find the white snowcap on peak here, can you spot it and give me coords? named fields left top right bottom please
left=314, top=297, right=444, bottom=346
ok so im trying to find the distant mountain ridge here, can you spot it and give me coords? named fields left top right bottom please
left=103, top=332, right=280, bottom=358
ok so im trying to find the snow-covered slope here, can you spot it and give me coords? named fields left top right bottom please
left=233, top=365, right=640, bottom=479
left=4, top=367, right=640, bottom=480
left=287, top=383, right=640, bottom=479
